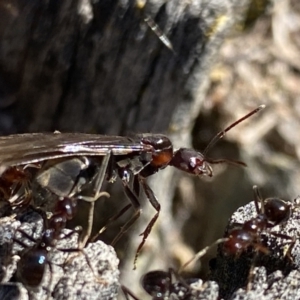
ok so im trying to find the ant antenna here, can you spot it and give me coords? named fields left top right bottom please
left=253, top=184, right=264, bottom=214
left=203, top=105, right=265, bottom=157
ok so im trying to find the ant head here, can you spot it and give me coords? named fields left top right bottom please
left=141, top=270, right=171, bottom=298
left=170, top=105, right=265, bottom=177
left=170, top=148, right=213, bottom=177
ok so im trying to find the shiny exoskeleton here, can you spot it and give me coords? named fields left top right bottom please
left=141, top=269, right=209, bottom=300
left=222, top=185, right=292, bottom=255
left=15, top=196, right=79, bottom=287
left=0, top=105, right=264, bottom=266
left=141, top=270, right=200, bottom=300
left=122, top=269, right=201, bottom=300
left=13, top=155, right=111, bottom=287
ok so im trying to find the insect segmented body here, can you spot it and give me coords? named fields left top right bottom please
left=223, top=185, right=292, bottom=256
left=0, top=106, right=264, bottom=266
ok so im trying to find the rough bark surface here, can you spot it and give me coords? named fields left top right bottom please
left=3, top=0, right=300, bottom=299
left=0, top=209, right=120, bottom=300
left=0, top=0, right=248, bottom=136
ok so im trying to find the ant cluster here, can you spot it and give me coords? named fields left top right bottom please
left=122, top=185, right=298, bottom=299
left=210, top=186, right=298, bottom=299
left=0, top=156, right=119, bottom=299
left=0, top=104, right=296, bottom=299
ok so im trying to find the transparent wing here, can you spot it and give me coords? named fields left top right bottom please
left=0, top=133, right=149, bottom=167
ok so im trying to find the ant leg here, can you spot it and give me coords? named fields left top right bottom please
left=132, top=177, right=161, bottom=268
left=284, top=236, right=296, bottom=261
left=13, top=228, right=39, bottom=247
left=77, top=153, right=111, bottom=247
left=91, top=203, right=132, bottom=242
left=246, top=232, right=290, bottom=291
left=121, top=285, right=140, bottom=300
left=44, top=261, right=53, bottom=300
left=269, top=231, right=295, bottom=260
left=56, top=227, right=107, bottom=283
left=90, top=173, right=142, bottom=241
left=110, top=184, right=142, bottom=248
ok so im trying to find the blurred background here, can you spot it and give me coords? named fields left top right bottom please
left=0, top=0, right=300, bottom=298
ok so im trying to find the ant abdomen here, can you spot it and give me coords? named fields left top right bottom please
left=263, top=198, right=291, bottom=227
left=141, top=270, right=171, bottom=298
left=16, top=247, right=47, bottom=287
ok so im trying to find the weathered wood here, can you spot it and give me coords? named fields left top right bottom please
left=0, top=0, right=253, bottom=298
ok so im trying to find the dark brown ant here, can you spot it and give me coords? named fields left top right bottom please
left=222, top=185, right=292, bottom=256
left=0, top=106, right=264, bottom=269
left=12, top=155, right=111, bottom=289
left=96, top=105, right=265, bottom=266
left=14, top=196, right=81, bottom=288
left=140, top=269, right=208, bottom=300
left=123, top=269, right=209, bottom=300
left=122, top=239, right=227, bottom=299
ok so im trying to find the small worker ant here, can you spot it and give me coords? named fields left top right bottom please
left=210, top=186, right=296, bottom=299
left=0, top=210, right=119, bottom=299
left=10, top=155, right=111, bottom=293
left=14, top=196, right=80, bottom=288
left=122, top=238, right=227, bottom=299
left=222, top=185, right=292, bottom=256
left=11, top=195, right=113, bottom=299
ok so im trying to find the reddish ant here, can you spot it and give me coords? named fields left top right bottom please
left=14, top=197, right=79, bottom=288
left=0, top=106, right=264, bottom=268
left=222, top=185, right=292, bottom=256
left=210, top=186, right=295, bottom=298
left=94, top=105, right=265, bottom=266
left=12, top=195, right=113, bottom=299
left=10, top=155, right=111, bottom=292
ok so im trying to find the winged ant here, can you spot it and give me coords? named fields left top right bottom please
left=0, top=105, right=264, bottom=268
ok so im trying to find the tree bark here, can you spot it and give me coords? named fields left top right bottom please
left=0, top=0, right=252, bottom=298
